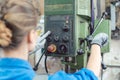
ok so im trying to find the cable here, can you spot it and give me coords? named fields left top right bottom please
left=33, top=49, right=49, bottom=74
left=33, top=50, right=46, bottom=71
left=31, top=31, right=51, bottom=71
left=45, top=55, right=48, bottom=74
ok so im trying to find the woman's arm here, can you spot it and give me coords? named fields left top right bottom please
left=87, top=33, right=108, bottom=77
left=87, top=45, right=101, bottom=77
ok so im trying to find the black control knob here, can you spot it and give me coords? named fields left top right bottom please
left=77, top=49, right=84, bottom=55
left=63, top=25, right=69, bottom=32
left=54, top=35, right=59, bottom=42
left=59, top=44, right=68, bottom=53
left=101, top=62, right=107, bottom=70
left=47, top=36, right=52, bottom=42
left=63, top=35, right=69, bottom=42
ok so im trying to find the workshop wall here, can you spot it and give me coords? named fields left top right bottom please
left=116, top=8, right=120, bottom=28
left=103, top=40, right=120, bottom=80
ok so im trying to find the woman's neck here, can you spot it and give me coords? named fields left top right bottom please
left=3, top=46, right=28, bottom=61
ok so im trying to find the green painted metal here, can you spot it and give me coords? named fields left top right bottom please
left=73, top=0, right=90, bottom=70
left=45, top=0, right=74, bottom=15
left=45, top=0, right=74, bottom=5
left=76, top=0, right=91, bottom=17
left=94, top=20, right=110, bottom=53
left=44, top=0, right=110, bottom=72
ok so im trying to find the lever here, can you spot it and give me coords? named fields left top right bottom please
left=92, top=12, right=108, bottom=36
left=29, top=31, right=51, bottom=55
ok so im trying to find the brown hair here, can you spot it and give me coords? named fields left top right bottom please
left=0, top=0, right=38, bottom=49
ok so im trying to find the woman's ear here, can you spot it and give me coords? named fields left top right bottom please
left=27, top=29, right=37, bottom=52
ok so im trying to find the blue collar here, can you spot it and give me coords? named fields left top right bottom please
left=0, top=58, right=33, bottom=70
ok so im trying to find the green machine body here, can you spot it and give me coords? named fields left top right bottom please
left=44, top=0, right=110, bottom=58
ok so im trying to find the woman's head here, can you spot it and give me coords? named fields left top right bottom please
left=0, top=0, right=38, bottom=51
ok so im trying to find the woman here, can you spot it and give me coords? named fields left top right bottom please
left=0, top=0, right=108, bottom=80
left=0, top=0, right=38, bottom=80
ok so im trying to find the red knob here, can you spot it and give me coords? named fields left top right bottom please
left=47, top=44, right=56, bottom=53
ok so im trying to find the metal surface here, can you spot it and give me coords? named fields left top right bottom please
left=29, top=31, right=51, bottom=55
left=96, top=0, right=101, bottom=18
left=92, top=12, right=108, bottom=35
left=44, top=0, right=110, bottom=72
left=111, top=4, right=116, bottom=30
left=94, top=19, right=110, bottom=53
left=45, top=0, right=90, bottom=57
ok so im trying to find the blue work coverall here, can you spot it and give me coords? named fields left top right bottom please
left=0, top=58, right=98, bottom=80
